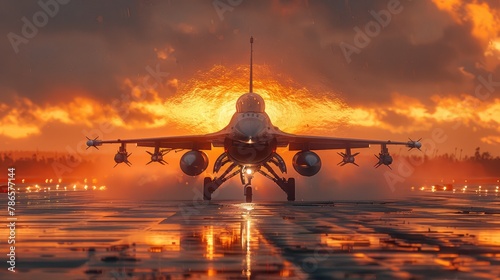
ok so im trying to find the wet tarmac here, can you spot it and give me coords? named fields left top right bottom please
left=1, top=190, right=500, bottom=279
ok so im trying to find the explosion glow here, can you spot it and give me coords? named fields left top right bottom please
left=159, top=65, right=351, bottom=134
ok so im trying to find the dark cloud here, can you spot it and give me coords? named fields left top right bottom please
left=378, top=109, right=415, bottom=129
left=0, top=0, right=496, bottom=108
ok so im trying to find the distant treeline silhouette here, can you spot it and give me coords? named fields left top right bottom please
left=399, top=147, right=500, bottom=179
left=0, top=151, right=102, bottom=179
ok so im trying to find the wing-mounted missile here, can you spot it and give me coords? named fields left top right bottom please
left=407, top=138, right=422, bottom=151
left=86, top=136, right=102, bottom=150
left=114, top=143, right=132, bottom=167
left=374, top=144, right=392, bottom=169
left=146, top=149, right=170, bottom=165
left=337, top=148, right=359, bottom=167
left=146, top=144, right=170, bottom=165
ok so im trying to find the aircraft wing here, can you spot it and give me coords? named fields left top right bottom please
left=86, top=132, right=227, bottom=150
left=275, top=132, right=421, bottom=151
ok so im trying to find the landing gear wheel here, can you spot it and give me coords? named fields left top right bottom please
left=203, top=177, right=212, bottom=201
left=286, top=178, right=295, bottom=202
left=245, top=185, right=253, bottom=203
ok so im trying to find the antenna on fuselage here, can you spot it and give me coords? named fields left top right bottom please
left=249, top=36, right=253, bottom=93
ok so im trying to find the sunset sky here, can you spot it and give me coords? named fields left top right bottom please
left=1, top=0, right=500, bottom=160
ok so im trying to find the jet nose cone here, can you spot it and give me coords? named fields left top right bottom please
left=235, top=118, right=266, bottom=140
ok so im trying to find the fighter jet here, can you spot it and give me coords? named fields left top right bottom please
left=86, top=37, right=422, bottom=202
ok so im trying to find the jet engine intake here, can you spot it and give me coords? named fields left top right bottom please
left=292, top=151, right=321, bottom=177
left=180, top=150, right=209, bottom=176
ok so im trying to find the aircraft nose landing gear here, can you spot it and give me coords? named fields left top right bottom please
left=202, top=153, right=295, bottom=202
left=244, top=185, right=253, bottom=203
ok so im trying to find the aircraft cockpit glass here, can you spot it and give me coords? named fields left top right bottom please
left=236, top=93, right=265, bottom=113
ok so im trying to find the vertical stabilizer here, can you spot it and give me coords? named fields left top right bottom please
left=249, top=36, right=253, bottom=93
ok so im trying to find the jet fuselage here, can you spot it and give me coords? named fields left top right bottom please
left=223, top=92, right=277, bottom=166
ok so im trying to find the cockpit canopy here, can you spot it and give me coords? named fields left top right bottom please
left=236, top=93, right=265, bottom=113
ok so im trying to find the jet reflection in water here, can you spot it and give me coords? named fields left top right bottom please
left=7, top=193, right=500, bottom=279
left=126, top=201, right=298, bottom=279
left=240, top=203, right=254, bottom=279
left=201, top=203, right=256, bottom=279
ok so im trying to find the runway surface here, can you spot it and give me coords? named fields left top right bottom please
left=1, top=190, right=500, bottom=279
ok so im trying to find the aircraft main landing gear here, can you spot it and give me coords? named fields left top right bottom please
left=203, top=153, right=296, bottom=202
left=203, top=177, right=213, bottom=201
left=202, top=163, right=240, bottom=201
left=286, top=178, right=295, bottom=202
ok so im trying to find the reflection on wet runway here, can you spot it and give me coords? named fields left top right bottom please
left=1, top=191, right=500, bottom=279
